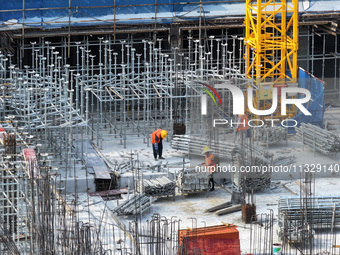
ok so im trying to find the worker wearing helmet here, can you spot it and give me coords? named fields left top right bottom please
left=150, top=129, right=167, bottom=161
left=201, top=146, right=216, bottom=191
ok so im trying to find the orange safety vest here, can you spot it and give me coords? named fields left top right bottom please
left=151, top=129, right=163, bottom=144
left=205, top=153, right=216, bottom=173
left=236, top=114, right=249, bottom=132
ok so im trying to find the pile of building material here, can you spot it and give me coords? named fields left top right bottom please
left=239, top=171, right=271, bottom=192
left=234, top=156, right=271, bottom=192
left=171, top=135, right=237, bottom=160
left=137, top=177, right=176, bottom=197
left=277, top=196, right=340, bottom=243
left=254, top=126, right=287, bottom=144
left=278, top=196, right=340, bottom=228
left=296, top=123, right=340, bottom=155
left=113, top=194, right=155, bottom=215
left=177, top=169, right=210, bottom=193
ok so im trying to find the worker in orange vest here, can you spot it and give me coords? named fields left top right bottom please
left=236, top=114, right=248, bottom=132
left=235, top=114, right=249, bottom=142
left=150, top=129, right=168, bottom=161
left=201, top=146, right=216, bottom=191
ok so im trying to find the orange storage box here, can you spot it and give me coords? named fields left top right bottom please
left=178, top=224, right=241, bottom=255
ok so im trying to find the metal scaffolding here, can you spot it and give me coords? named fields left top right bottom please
left=0, top=31, right=248, bottom=254
left=0, top=18, right=338, bottom=253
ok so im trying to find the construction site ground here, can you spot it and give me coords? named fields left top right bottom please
left=86, top=121, right=340, bottom=254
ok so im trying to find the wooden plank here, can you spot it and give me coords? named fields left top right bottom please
left=215, top=204, right=242, bottom=216
left=89, top=187, right=128, bottom=197
left=93, top=166, right=111, bottom=180
left=85, top=142, right=112, bottom=179
left=205, top=202, right=232, bottom=213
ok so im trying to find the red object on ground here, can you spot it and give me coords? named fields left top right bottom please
left=178, top=224, right=241, bottom=255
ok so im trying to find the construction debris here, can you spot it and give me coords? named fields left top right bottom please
left=296, top=123, right=340, bottom=155
left=137, top=176, right=176, bottom=197
left=113, top=193, right=156, bottom=215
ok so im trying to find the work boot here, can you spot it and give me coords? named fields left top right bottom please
left=154, top=158, right=158, bottom=161
left=209, top=188, right=215, bottom=192
left=159, top=157, right=165, bottom=160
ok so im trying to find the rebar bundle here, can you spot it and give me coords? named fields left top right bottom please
left=249, top=211, right=274, bottom=255
left=296, top=123, right=340, bottom=155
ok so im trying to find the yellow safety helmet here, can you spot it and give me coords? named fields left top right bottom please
left=161, top=130, right=168, bottom=139
left=202, top=146, right=212, bottom=154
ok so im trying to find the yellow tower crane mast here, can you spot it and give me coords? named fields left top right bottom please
left=245, top=0, right=299, bottom=119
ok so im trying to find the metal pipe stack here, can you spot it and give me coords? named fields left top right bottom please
left=296, top=123, right=340, bottom=155
left=137, top=176, right=175, bottom=197
left=171, top=135, right=237, bottom=159
left=278, top=196, right=340, bottom=227
left=177, top=169, right=210, bottom=193
left=113, top=193, right=155, bottom=215
left=254, top=126, right=287, bottom=144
